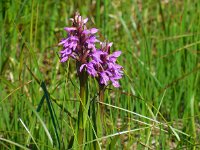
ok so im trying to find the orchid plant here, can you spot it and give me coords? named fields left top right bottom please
left=59, top=12, right=123, bottom=149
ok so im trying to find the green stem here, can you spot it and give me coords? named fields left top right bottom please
left=99, top=85, right=105, bottom=117
left=77, top=70, right=88, bottom=149
left=99, top=85, right=105, bottom=127
left=93, top=85, right=105, bottom=150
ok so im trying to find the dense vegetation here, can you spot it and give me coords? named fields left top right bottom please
left=0, top=0, right=200, bottom=149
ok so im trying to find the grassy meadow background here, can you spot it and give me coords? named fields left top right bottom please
left=1, top=0, right=200, bottom=149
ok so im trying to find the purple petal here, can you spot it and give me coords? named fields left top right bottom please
left=60, top=56, right=68, bottom=62
left=64, top=27, right=77, bottom=32
left=108, top=51, right=122, bottom=62
left=99, top=72, right=109, bottom=85
left=87, top=35, right=98, bottom=43
left=60, top=48, right=72, bottom=55
left=87, top=62, right=97, bottom=76
left=68, top=42, right=77, bottom=50
left=92, top=51, right=104, bottom=63
left=82, top=29, right=90, bottom=35
left=111, top=51, right=121, bottom=57
left=71, top=53, right=76, bottom=59
left=69, top=36, right=79, bottom=41
left=87, top=43, right=95, bottom=49
left=104, top=70, right=112, bottom=76
left=58, top=39, right=67, bottom=45
left=107, top=42, right=113, bottom=48
left=83, top=18, right=88, bottom=24
left=90, top=28, right=98, bottom=34
left=80, top=64, right=86, bottom=72
left=112, top=80, right=120, bottom=87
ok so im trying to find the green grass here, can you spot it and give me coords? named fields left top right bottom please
left=0, top=0, right=200, bottom=149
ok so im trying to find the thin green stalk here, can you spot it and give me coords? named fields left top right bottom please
left=96, top=0, right=101, bottom=27
left=97, top=84, right=105, bottom=139
left=99, top=85, right=105, bottom=122
left=77, top=70, right=88, bottom=149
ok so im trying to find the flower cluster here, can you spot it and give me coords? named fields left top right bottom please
left=59, top=13, right=123, bottom=87
left=59, top=14, right=99, bottom=63
left=80, top=43, right=123, bottom=87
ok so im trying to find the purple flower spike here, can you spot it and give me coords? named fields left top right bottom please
left=58, top=13, right=123, bottom=88
left=59, top=13, right=99, bottom=63
left=84, top=42, right=123, bottom=87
